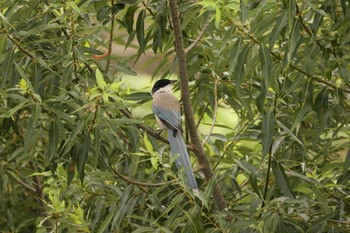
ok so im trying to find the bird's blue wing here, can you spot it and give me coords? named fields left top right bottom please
left=152, top=104, right=181, bottom=130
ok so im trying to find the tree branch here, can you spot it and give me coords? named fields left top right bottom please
left=184, top=14, right=210, bottom=54
left=111, top=164, right=176, bottom=188
left=168, top=0, right=227, bottom=212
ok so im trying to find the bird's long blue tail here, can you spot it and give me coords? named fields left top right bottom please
left=167, top=130, right=198, bottom=190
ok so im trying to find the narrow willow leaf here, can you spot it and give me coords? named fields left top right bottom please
left=229, top=36, right=243, bottom=75
left=304, top=0, right=327, bottom=16
left=343, top=147, right=350, bottom=176
left=261, top=109, right=274, bottom=161
left=125, top=5, right=136, bottom=33
left=48, top=120, right=60, bottom=162
left=220, top=26, right=235, bottom=53
left=313, top=88, right=328, bottom=119
left=97, top=6, right=110, bottom=21
left=249, top=173, right=261, bottom=197
left=127, top=126, right=139, bottom=152
left=1, top=47, right=14, bottom=90
left=136, top=9, right=146, bottom=51
left=234, top=45, right=250, bottom=87
left=288, top=21, right=302, bottom=63
left=235, top=159, right=263, bottom=179
left=97, top=203, right=117, bottom=233
left=271, top=136, right=285, bottom=156
left=311, top=185, right=329, bottom=213
left=287, top=0, right=296, bottom=32
left=239, top=0, right=248, bottom=23
left=183, top=210, right=204, bottom=233
left=269, top=10, right=287, bottom=48
left=114, top=63, right=137, bottom=75
left=61, top=120, right=85, bottom=156
left=276, top=120, right=304, bottom=146
left=214, top=8, right=221, bottom=28
left=125, top=92, right=152, bottom=103
left=272, top=159, right=295, bottom=198
left=67, top=1, right=81, bottom=13
left=78, top=132, right=91, bottom=183
left=259, top=44, right=272, bottom=88
left=94, top=124, right=101, bottom=167
left=95, top=68, right=106, bottom=90
left=143, top=133, right=154, bottom=153
left=24, top=103, right=41, bottom=151
left=0, top=100, right=29, bottom=118
left=291, top=81, right=313, bottom=131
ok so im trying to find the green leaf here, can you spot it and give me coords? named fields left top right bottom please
left=287, top=0, right=296, bottom=32
left=291, top=81, right=313, bottom=131
left=234, top=45, right=249, bottom=86
left=97, top=6, right=110, bottom=21
left=183, top=210, right=204, bottom=233
left=229, top=36, right=243, bottom=75
left=343, top=147, right=350, bottom=176
left=287, top=21, right=302, bottom=64
left=48, top=120, right=60, bottom=162
left=235, top=159, right=263, bottom=179
left=114, top=63, right=137, bottom=76
left=261, top=109, right=274, bottom=161
left=272, top=159, right=295, bottom=198
left=269, top=10, right=287, bottom=48
left=24, top=103, right=41, bottom=152
left=214, top=7, right=221, bottom=28
left=259, top=44, right=272, bottom=88
left=67, top=1, right=81, bottom=13
left=125, top=92, right=152, bottom=103
left=95, top=68, right=106, bottom=90
left=0, top=100, right=29, bottom=118
left=136, top=9, right=146, bottom=52
left=78, top=132, right=91, bottom=183
left=125, top=5, right=136, bottom=33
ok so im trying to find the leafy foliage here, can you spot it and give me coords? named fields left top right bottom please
left=1, top=0, right=350, bottom=232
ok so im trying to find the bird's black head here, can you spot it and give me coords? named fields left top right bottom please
left=151, top=79, right=176, bottom=95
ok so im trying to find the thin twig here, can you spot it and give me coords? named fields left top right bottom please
left=111, top=164, right=175, bottom=188
left=106, top=0, right=115, bottom=71
left=202, top=74, right=218, bottom=146
left=7, top=171, right=36, bottom=192
left=185, top=14, right=211, bottom=54
left=295, top=3, right=338, bottom=57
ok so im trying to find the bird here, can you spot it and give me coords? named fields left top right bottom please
left=151, top=79, right=198, bottom=190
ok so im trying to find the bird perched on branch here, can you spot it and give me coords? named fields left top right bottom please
left=151, top=79, right=198, bottom=190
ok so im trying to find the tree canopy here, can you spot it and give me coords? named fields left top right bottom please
left=0, top=0, right=350, bottom=232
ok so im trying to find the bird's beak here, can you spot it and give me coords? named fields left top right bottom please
left=169, top=80, right=177, bottom=84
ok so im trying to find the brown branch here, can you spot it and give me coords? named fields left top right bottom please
left=168, top=0, right=228, bottom=212
left=295, top=3, right=338, bottom=57
left=111, top=164, right=176, bottom=188
left=7, top=171, right=36, bottom=192
left=29, top=162, right=53, bottom=230
left=106, top=0, right=115, bottom=71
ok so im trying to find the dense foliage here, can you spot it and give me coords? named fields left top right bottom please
left=1, top=0, right=350, bottom=232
